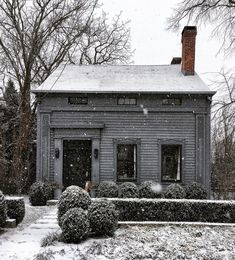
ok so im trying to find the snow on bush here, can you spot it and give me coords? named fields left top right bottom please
left=61, top=207, right=89, bottom=243
left=184, top=182, right=207, bottom=200
left=88, top=200, right=119, bottom=236
left=97, top=181, right=118, bottom=198
left=58, top=185, right=91, bottom=227
left=0, top=190, right=7, bottom=227
left=139, top=181, right=162, bottom=198
left=164, top=183, right=186, bottom=199
left=6, top=197, right=25, bottom=224
left=107, top=198, right=235, bottom=223
left=29, top=181, right=53, bottom=206
left=118, top=182, right=139, bottom=198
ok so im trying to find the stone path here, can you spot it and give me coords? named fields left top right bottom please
left=0, top=208, right=59, bottom=260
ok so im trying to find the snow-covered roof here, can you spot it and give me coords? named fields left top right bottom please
left=32, top=64, right=215, bottom=95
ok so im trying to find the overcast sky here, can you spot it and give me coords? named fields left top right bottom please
left=101, top=0, right=234, bottom=88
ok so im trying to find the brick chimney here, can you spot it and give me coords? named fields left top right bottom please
left=181, top=26, right=197, bottom=75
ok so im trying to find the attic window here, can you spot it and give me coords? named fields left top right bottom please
left=162, top=98, right=182, bottom=106
left=118, top=97, right=137, bottom=105
left=68, top=96, right=88, bottom=105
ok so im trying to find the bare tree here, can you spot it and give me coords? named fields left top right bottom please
left=168, top=0, right=235, bottom=54
left=71, top=12, right=133, bottom=65
left=0, top=0, right=99, bottom=193
left=0, top=0, right=134, bottom=193
left=212, top=106, right=235, bottom=199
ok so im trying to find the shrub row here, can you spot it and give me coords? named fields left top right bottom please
left=97, top=181, right=207, bottom=200
left=58, top=186, right=119, bottom=243
left=102, top=198, right=235, bottom=223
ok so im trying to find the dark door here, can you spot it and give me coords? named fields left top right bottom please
left=63, top=140, right=92, bottom=189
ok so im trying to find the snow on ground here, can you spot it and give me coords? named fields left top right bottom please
left=35, top=225, right=235, bottom=260
left=1, top=196, right=235, bottom=260
left=0, top=196, right=58, bottom=260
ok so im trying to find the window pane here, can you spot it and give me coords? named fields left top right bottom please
left=68, top=96, right=88, bottom=105
left=162, top=98, right=182, bottom=106
left=118, top=97, right=137, bottom=105
left=117, top=144, right=137, bottom=181
left=161, top=145, right=181, bottom=181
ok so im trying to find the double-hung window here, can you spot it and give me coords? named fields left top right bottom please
left=115, top=141, right=139, bottom=182
left=161, top=143, right=183, bottom=182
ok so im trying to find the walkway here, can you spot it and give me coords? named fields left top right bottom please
left=0, top=208, right=59, bottom=260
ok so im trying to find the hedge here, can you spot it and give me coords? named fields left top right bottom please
left=97, top=198, right=235, bottom=223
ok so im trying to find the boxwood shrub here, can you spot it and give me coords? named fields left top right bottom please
left=118, top=182, right=139, bottom=198
left=164, top=184, right=186, bottom=199
left=60, top=207, right=89, bottom=243
left=97, top=181, right=118, bottom=198
left=184, top=182, right=207, bottom=200
left=58, top=185, right=91, bottom=227
left=6, top=197, right=25, bottom=224
left=29, top=181, right=53, bottom=206
left=139, top=181, right=162, bottom=198
left=102, top=198, right=235, bottom=223
left=0, top=190, right=7, bottom=227
left=88, top=200, right=119, bottom=236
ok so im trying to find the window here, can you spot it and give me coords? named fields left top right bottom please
left=68, top=96, right=88, bottom=105
left=161, top=144, right=182, bottom=182
left=118, top=97, right=137, bottom=105
left=162, top=98, right=182, bottom=106
left=117, top=144, right=137, bottom=181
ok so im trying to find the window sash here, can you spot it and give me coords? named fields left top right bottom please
left=117, top=144, right=137, bottom=181
left=161, top=144, right=182, bottom=182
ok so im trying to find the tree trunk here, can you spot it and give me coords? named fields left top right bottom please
left=12, top=78, right=32, bottom=194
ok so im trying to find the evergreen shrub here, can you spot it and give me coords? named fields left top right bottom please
left=0, top=190, right=7, bottom=227
left=118, top=182, right=139, bottom=198
left=29, top=181, right=53, bottom=206
left=88, top=200, right=118, bottom=236
left=184, top=182, right=207, bottom=199
left=139, top=181, right=162, bottom=198
left=164, top=183, right=186, bottom=199
left=97, top=181, right=118, bottom=198
left=61, top=208, right=89, bottom=243
left=57, top=185, right=91, bottom=227
left=6, top=197, right=25, bottom=224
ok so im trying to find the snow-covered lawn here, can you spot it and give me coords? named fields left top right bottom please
left=35, top=225, right=235, bottom=260
left=1, top=197, right=235, bottom=260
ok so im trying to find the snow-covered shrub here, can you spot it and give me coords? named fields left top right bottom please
left=88, top=200, right=119, bottom=236
left=6, top=197, right=25, bottom=224
left=97, top=181, right=118, bottom=198
left=29, top=181, right=53, bottom=206
left=139, top=181, right=162, bottom=198
left=0, top=190, right=7, bottom=227
left=118, top=182, right=139, bottom=198
left=164, top=183, right=186, bottom=199
left=57, top=185, right=91, bottom=227
left=61, top=207, right=89, bottom=243
left=109, top=198, right=235, bottom=223
left=184, top=182, right=207, bottom=200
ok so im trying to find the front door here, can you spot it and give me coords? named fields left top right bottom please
left=63, top=140, right=92, bottom=189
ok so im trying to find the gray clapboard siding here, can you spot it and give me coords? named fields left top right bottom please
left=49, top=110, right=196, bottom=184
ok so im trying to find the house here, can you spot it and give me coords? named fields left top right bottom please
left=32, top=26, right=215, bottom=197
